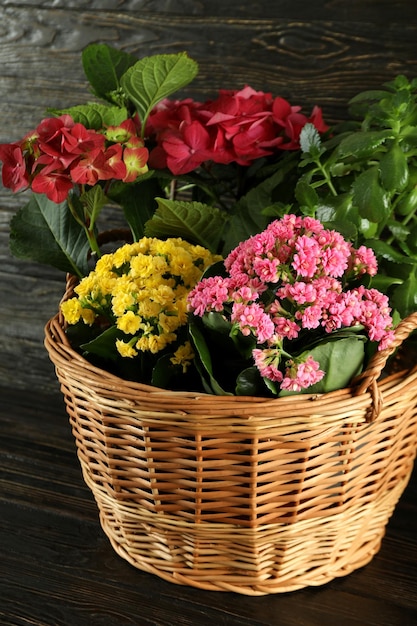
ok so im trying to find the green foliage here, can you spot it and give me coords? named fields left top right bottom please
left=47, top=103, right=129, bottom=129
left=9, top=194, right=90, bottom=277
left=286, top=75, right=417, bottom=318
left=120, top=53, right=199, bottom=132
left=107, top=174, right=163, bottom=241
left=279, top=336, right=366, bottom=396
left=81, top=44, right=138, bottom=106
left=145, top=197, right=229, bottom=252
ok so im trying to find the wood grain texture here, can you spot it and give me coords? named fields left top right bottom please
left=1, top=3, right=417, bottom=623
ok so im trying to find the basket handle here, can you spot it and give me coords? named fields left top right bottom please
left=353, top=311, right=417, bottom=422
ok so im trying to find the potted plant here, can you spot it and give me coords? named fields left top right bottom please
left=1, top=43, right=417, bottom=595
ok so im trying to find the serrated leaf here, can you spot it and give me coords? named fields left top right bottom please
left=365, top=238, right=417, bottom=264
left=295, top=181, right=319, bottom=210
left=379, top=143, right=409, bottom=192
left=352, top=167, right=391, bottom=222
left=348, top=89, right=391, bottom=105
left=336, top=130, right=393, bottom=159
left=299, top=123, right=322, bottom=155
left=47, top=103, right=129, bottom=129
left=9, top=194, right=90, bottom=277
left=120, top=53, right=198, bottom=129
left=144, top=197, right=228, bottom=252
left=82, top=43, right=138, bottom=103
left=222, top=165, right=290, bottom=253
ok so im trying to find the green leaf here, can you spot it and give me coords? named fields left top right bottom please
left=9, top=194, right=90, bottom=277
left=352, top=167, right=391, bottom=222
left=222, top=165, right=291, bottom=253
left=82, top=43, right=138, bottom=104
left=81, top=326, right=122, bottom=360
left=80, top=185, right=107, bottom=228
left=235, top=367, right=265, bottom=396
left=370, top=275, right=403, bottom=291
left=379, top=143, right=409, bottom=192
left=349, top=89, right=392, bottom=105
left=336, top=130, right=393, bottom=159
left=295, top=181, right=319, bottom=212
left=151, top=353, right=181, bottom=389
left=47, top=103, right=129, bottom=129
left=144, top=197, right=228, bottom=252
left=280, top=337, right=366, bottom=396
left=365, top=238, right=417, bottom=264
left=390, top=268, right=417, bottom=318
left=108, top=175, right=163, bottom=241
left=120, top=53, right=198, bottom=129
left=188, top=319, right=232, bottom=395
left=299, top=123, right=322, bottom=156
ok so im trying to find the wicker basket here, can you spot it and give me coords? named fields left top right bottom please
left=44, top=275, right=417, bottom=595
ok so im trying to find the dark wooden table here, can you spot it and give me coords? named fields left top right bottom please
left=1, top=3, right=417, bottom=624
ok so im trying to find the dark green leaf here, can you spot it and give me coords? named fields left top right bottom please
left=295, top=181, right=319, bottom=212
left=151, top=353, right=180, bottom=389
left=9, top=194, right=90, bottom=277
left=81, top=326, right=122, bottom=360
left=144, top=197, right=228, bottom=252
left=352, top=167, right=391, bottom=222
left=390, top=269, right=417, bottom=318
left=379, top=143, right=409, bottom=192
left=188, top=319, right=232, bottom=395
left=235, top=367, right=265, bottom=396
left=120, top=53, right=198, bottom=128
left=336, top=130, right=393, bottom=159
left=108, top=176, right=162, bottom=241
left=80, top=185, right=107, bottom=228
left=280, top=337, right=365, bottom=396
left=221, top=165, right=291, bottom=252
left=82, top=44, right=138, bottom=103
left=366, top=238, right=417, bottom=264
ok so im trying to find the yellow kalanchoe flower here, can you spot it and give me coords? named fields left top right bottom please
left=61, top=237, right=221, bottom=367
left=170, top=341, right=195, bottom=373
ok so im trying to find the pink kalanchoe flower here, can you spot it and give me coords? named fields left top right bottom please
left=281, top=356, right=325, bottom=392
left=253, top=347, right=284, bottom=383
left=187, top=276, right=231, bottom=316
left=231, top=302, right=275, bottom=343
left=350, top=245, right=378, bottom=276
left=292, top=234, right=321, bottom=277
left=272, top=316, right=300, bottom=340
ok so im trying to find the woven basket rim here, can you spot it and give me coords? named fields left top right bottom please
left=44, top=278, right=417, bottom=422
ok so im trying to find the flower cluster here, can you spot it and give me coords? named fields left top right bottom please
left=0, top=115, right=149, bottom=202
left=188, top=215, right=394, bottom=393
left=61, top=237, right=220, bottom=373
left=146, top=86, right=328, bottom=175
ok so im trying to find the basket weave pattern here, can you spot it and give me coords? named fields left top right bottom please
left=44, top=277, right=417, bottom=594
